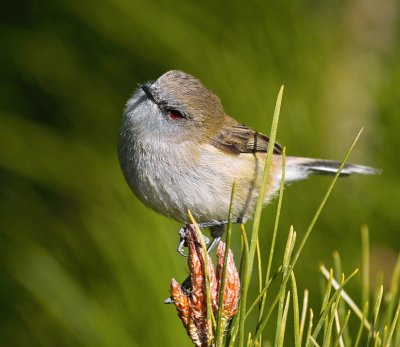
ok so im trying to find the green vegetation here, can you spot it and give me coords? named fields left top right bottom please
left=1, top=1, right=399, bottom=346
left=188, top=90, right=399, bottom=346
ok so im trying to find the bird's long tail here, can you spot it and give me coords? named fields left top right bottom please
left=284, top=156, right=381, bottom=183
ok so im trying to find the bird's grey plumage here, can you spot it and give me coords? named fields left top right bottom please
left=118, top=70, right=380, bottom=225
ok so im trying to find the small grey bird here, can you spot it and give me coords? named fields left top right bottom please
left=118, top=70, right=379, bottom=254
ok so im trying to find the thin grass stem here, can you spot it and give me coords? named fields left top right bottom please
left=291, top=273, right=301, bottom=347
left=373, top=332, right=380, bottom=347
left=238, top=224, right=250, bottom=347
left=258, top=148, right=286, bottom=319
left=188, top=209, right=216, bottom=344
left=361, top=225, right=370, bottom=311
left=274, top=227, right=296, bottom=346
left=321, top=269, right=333, bottom=314
left=354, top=302, right=369, bottom=347
left=277, top=291, right=291, bottom=347
left=384, top=300, right=400, bottom=347
left=246, top=266, right=282, bottom=319
left=306, top=309, right=314, bottom=347
left=367, top=284, right=383, bottom=347
left=309, top=336, right=320, bottom=347
left=322, top=292, right=342, bottom=347
left=333, top=251, right=351, bottom=346
left=215, top=182, right=236, bottom=347
left=239, top=85, right=284, bottom=347
left=227, top=226, right=249, bottom=347
left=333, top=310, right=351, bottom=347
left=253, top=129, right=364, bottom=344
left=383, top=255, right=400, bottom=328
left=311, top=269, right=358, bottom=342
left=320, top=264, right=382, bottom=342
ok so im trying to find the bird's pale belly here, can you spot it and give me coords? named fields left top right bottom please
left=128, top=144, right=277, bottom=224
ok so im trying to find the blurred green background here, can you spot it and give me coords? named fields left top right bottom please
left=1, top=0, right=399, bottom=346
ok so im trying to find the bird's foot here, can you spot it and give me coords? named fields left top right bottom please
left=176, top=218, right=243, bottom=256
left=177, top=225, right=210, bottom=256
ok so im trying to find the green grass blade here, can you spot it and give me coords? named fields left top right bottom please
left=395, top=313, right=400, bottom=347
left=354, top=302, right=369, bottom=347
left=226, top=225, right=249, bottom=347
left=258, top=148, right=286, bottom=320
left=239, top=85, right=284, bottom=347
left=321, top=268, right=333, bottom=314
left=215, top=182, right=236, bottom=347
left=382, top=325, right=388, bottom=346
left=238, top=224, right=250, bottom=347
left=253, top=128, right=364, bottom=343
left=277, top=291, right=291, bottom=347
left=361, top=225, right=370, bottom=311
left=306, top=309, right=314, bottom=347
left=256, top=239, right=263, bottom=293
left=383, top=254, right=400, bottom=328
left=321, top=260, right=379, bottom=338
left=246, top=266, right=282, bottom=319
left=384, top=300, right=400, bottom=347
left=291, top=273, right=301, bottom=347
left=367, top=284, right=383, bottom=347
left=333, top=251, right=351, bottom=346
left=373, top=332, right=380, bottom=347
left=300, top=290, right=309, bottom=345
left=322, top=292, right=342, bottom=347
left=333, top=310, right=351, bottom=347
left=256, top=149, right=286, bottom=346
left=321, top=270, right=333, bottom=343
left=309, top=336, right=321, bottom=347
left=247, top=332, right=252, bottom=347
left=393, top=303, right=400, bottom=347
left=274, top=227, right=296, bottom=347
left=255, top=239, right=262, bottom=347
left=247, top=84, right=284, bottom=275
left=311, top=269, right=359, bottom=342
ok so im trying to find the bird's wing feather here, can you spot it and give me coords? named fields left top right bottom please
left=210, top=124, right=283, bottom=155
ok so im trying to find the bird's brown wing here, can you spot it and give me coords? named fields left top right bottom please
left=210, top=124, right=283, bottom=155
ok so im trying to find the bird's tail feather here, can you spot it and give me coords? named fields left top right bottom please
left=284, top=156, right=381, bottom=183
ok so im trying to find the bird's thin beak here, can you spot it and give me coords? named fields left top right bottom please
left=139, top=83, right=157, bottom=104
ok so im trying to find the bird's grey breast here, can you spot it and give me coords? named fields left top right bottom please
left=119, top=123, right=201, bottom=222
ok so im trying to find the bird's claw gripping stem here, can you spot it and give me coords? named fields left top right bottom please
left=177, top=225, right=210, bottom=256
left=176, top=218, right=243, bottom=256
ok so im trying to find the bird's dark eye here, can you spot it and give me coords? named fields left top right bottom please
left=168, top=109, right=185, bottom=120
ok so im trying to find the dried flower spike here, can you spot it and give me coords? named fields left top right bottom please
left=170, top=225, right=240, bottom=347
left=216, top=242, right=240, bottom=324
